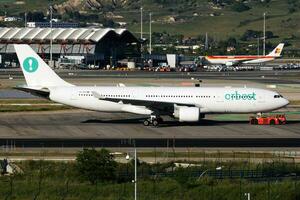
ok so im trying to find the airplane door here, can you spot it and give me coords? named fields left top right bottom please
left=258, top=93, right=265, bottom=103
left=216, top=95, right=226, bottom=113
left=217, top=95, right=224, bottom=103
left=253, top=93, right=265, bottom=111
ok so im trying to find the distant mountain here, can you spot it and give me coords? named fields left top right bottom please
left=54, top=0, right=130, bottom=14
left=0, top=0, right=299, bottom=48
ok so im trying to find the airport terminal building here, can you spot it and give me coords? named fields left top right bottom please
left=0, top=27, right=141, bottom=68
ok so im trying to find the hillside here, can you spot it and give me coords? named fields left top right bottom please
left=0, top=0, right=300, bottom=48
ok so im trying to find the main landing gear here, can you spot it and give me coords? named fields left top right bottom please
left=143, top=115, right=163, bottom=127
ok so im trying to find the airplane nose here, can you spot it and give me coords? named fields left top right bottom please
left=283, top=98, right=289, bottom=106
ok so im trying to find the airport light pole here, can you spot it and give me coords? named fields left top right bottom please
left=140, top=7, right=143, bottom=40
left=134, top=148, right=137, bottom=200
left=245, top=193, right=250, bottom=200
left=263, top=12, right=266, bottom=56
left=257, top=37, right=260, bottom=56
left=24, top=12, right=27, bottom=27
left=140, top=6, right=144, bottom=65
left=205, top=32, right=208, bottom=51
left=149, top=12, right=152, bottom=54
left=50, top=5, right=53, bottom=66
left=126, top=148, right=137, bottom=200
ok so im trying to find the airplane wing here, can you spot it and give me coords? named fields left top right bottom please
left=92, top=91, right=197, bottom=115
left=229, top=58, right=261, bottom=65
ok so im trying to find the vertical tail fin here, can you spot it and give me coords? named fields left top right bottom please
left=267, top=43, right=285, bottom=57
left=14, top=44, right=73, bottom=88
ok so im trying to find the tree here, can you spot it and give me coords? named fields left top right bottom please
left=226, top=37, right=237, bottom=47
left=103, top=18, right=115, bottom=28
left=265, top=31, right=274, bottom=39
left=240, top=30, right=261, bottom=41
left=231, top=2, right=250, bottom=12
left=76, top=148, right=117, bottom=184
left=27, top=11, right=45, bottom=22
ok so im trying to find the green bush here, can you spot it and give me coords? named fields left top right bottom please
left=75, top=148, right=117, bottom=184
left=231, top=2, right=250, bottom=12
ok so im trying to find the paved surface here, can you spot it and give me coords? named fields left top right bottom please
left=1, top=69, right=300, bottom=84
left=1, top=70, right=300, bottom=99
left=0, top=70, right=298, bottom=147
left=0, top=110, right=299, bottom=139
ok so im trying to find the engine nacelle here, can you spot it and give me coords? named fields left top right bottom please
left=174, top=106, right=200, bottom=122
left=225, top=61, right=234, bottom=67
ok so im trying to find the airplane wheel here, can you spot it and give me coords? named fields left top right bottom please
left=143, top=120, right=150, bottom=126
left=152, top=120, right=159, bottom=127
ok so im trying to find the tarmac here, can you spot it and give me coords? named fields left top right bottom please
left=0, top=69, right=299, bottom=148
left=0, top=110, right=299, bottom=139
left=0, top=69, right=300, bottom=84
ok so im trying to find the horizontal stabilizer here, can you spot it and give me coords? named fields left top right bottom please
left=14, top=86, right=50, bottom=99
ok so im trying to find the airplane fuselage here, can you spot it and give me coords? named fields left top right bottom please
left=205, top=43, right=284, bottom=67
left=205, top=55, right=277, bottom=66
left=49, top=86, right=289, bottom=114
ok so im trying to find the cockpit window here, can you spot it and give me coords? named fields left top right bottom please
left=274, top=95, right=283, bottom=98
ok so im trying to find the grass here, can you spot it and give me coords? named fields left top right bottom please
left=0, top=99, right=72, bottom=112
left=290, top=100, right=300, bottom=105
left=125, top=0, right=300, bottom=48
left=211, top=110, right=300, bottom=121
left=0, top=105, right=72, bottom=112
left=1, top=178, right=299, bottom=200
left=0, top=99, right=52, bottom=104
left=0, top=99, right=73, bottom=112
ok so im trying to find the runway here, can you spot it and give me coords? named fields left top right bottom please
left=0, top=110, right=300, bottom=147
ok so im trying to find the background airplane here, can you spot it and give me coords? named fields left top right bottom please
left=14, top=44, right=289, bottom=126
left=205, top=43, right=285, bottom=67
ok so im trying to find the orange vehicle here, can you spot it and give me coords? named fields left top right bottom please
left=249, top=114, right=286, bottom=125
left=158, top=67, right=171, bottom=72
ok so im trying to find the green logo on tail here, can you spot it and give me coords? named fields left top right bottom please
left=23, top=57, right=38, bottom=73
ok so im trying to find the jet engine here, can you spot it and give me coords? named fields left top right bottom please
left=173, top=106, right=200, bottom=122
left=225, top=61, right=234, bottom=67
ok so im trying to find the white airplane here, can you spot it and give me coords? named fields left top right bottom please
left=205, top=43, right=285, bottom=67
left=14, top=44, right=289, bottom=126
